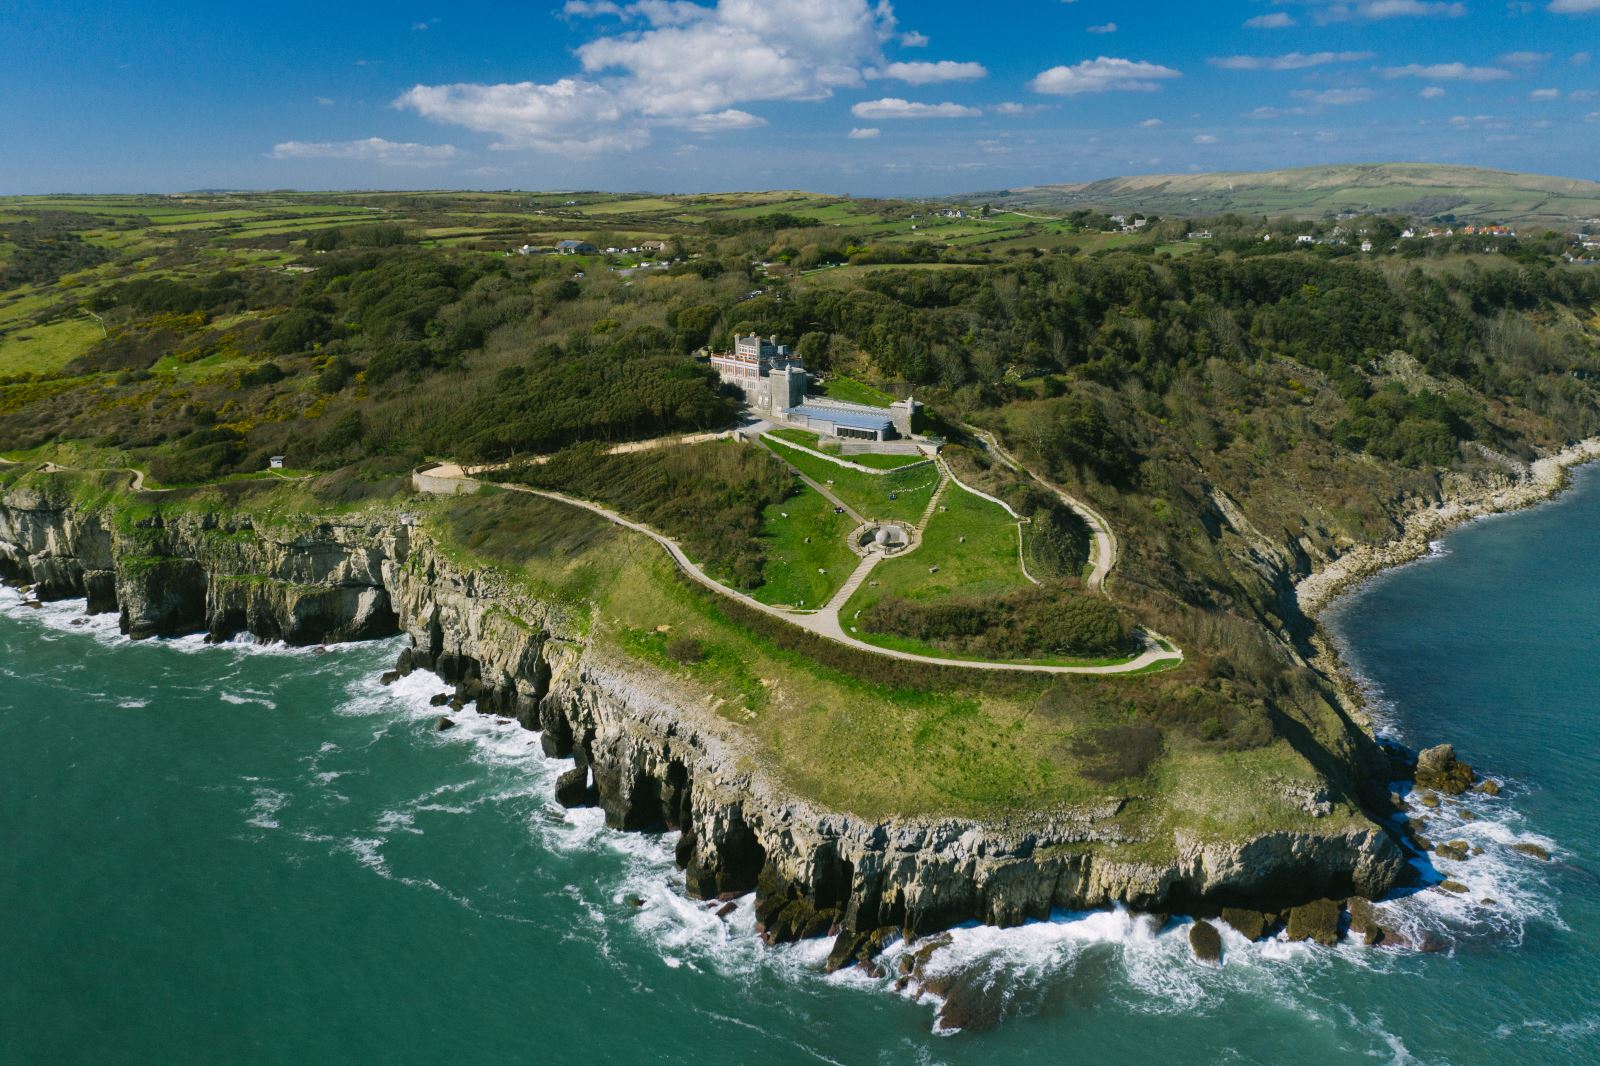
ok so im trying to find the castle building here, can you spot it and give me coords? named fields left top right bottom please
left=710, top=334, right=924, bottom=442
left=711, top=334, right=808, bottom=417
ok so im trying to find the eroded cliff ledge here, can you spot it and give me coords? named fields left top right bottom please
left=0, top=476, right=1410, bottom=948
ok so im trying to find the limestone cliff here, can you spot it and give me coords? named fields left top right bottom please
left=0, top=476, right=1409, bottom=946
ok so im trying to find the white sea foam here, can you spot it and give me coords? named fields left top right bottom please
left=245, top=786, right=290, bottom=830
left=220, top=691, right=278, bottom=710
left=0, top=585, right=121, bottom=640
left=1322, top=650, right=1564, bottom=950
left=316, top=656, right=1573, bottom=1037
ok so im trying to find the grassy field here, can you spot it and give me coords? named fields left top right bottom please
left=844, top=480, right=1031, bottom=619
left=422, top=489, right=1343, bottom=837
left=760, top=436, right=938, bottom=524
left=813, top=374, right=894, bottom=407
left=767, top=426, right=835, bottom=452
left=749, top=482, right=857, bottom=609
left=0, top=316, right=102, bottom=376
left=849, top=452, right=930, bottom=470
left=765, top=426, right=927, bottom=469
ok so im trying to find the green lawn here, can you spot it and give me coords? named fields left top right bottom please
left=814, top=374, right=894, bottom=408
left=760, top=436, right=938, bottom=524
left=845, top=480, right=1031, bottom=615
left=768, top=426, right=836, bottom=452
left=750, top=483, right=858, bottom=609
left=766, top=426, right=927, bottom=469
left=850, top=452, right=930, bottom=470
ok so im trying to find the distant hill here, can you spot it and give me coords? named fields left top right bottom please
left=973, top=163, right=1600, bottom=227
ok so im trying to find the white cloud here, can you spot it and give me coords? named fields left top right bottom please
left=1291, top=87, right=1376, bottom=104
left=1087, top=22, right=1117, bottom=33
left=397, top=78, right=642, bottom=153
left=1194, top=133, right=1219, bottom=143
left=900, top=30, right=929, bottom=46
left=399, top=0, right=897, bottom=152
left=1529, top=87, right=1561, bottom=99
left=1420, top=86, right=1446, bottom=97
left=869, top=60, right=987, bottom=84
left=1381, top=62, right=1512, bottom=81
left=313, top=96, right=334, bottom=106
left=1572, top=88, right=1599, bottom=100
left=574, top=0, right=888, bottom=116
left=1446, top=113, right=1511, bottom=129
left=1248, top=104, right=1314, bottom=118
left=269, top=137, right=458, bottom=166
left=1498, top=50, right=1550, bottom=65
left=851, top=97, right=982, bottom=119
left=1316, top=0, right=1465, bottom=19
left=1029, top=57, right=1181, bottom=95
left=1359, top=0, right=1464, bottom=14
left=666, top=108, right=767, bottom=130
left=1139, top=117, right=1163, bottom=127
left=1549, top=0, right=1600, bottom=12
left=1210, top=50, right=1372, bottom=71
left=1244, top=12, right=1296, bottom=26
left=848, top=126, right=881, bottom=138
left=1573, top=51, right=1593, bottom=65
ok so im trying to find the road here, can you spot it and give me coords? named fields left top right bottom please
left=414, top=464, right=1181, bottom=676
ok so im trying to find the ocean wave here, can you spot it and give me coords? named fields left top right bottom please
left=1319, top=640, right=1563, bottom=950
left=0, top=585, right=390, bottom=663
left=221, top=691, right=278, bottom=710
left=321, top=661, right=1467, bottom=1039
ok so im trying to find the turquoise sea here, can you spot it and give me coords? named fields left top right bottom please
left=4, top=470, right=1599, bottom=1064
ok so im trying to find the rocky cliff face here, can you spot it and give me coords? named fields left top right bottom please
left=0, top=478, right=1409, bottom=948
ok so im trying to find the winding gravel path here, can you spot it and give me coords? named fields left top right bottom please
left=964, top=426, right=1118, bottom=593
left=415, top=464, right=1182, bottom=676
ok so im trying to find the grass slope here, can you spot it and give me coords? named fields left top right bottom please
left=986, top=163, right=1600, bottom=225
left=841, top=481, right=1039, bottom=656
left=750, top=483, right=857, bottom=609
left=760, top=436, right=938, bottom=524
left=423, top=488, right=1345, bottom=840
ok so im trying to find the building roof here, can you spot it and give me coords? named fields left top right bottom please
left=791, top=403, right=893, bottom=432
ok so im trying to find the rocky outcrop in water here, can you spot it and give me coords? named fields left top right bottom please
left=0, top=475, right=1412, bottom=943
left=1415, top=744, right=1476, bottom=796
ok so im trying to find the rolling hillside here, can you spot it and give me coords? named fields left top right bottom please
left=975, top=163, right=1600, bottom=226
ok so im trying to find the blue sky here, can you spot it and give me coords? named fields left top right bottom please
left=2, top=0, right=1596, bottom=194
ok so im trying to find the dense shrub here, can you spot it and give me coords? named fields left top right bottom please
left=506, top=441, right=793, bottom=589
left=862, top=585, right=1130, bottom=660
